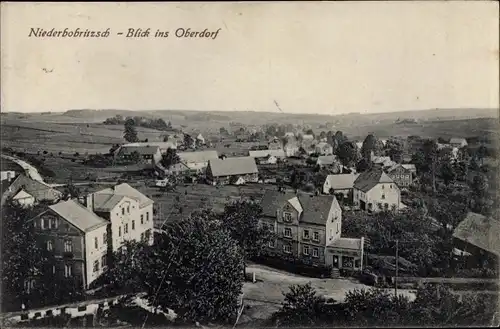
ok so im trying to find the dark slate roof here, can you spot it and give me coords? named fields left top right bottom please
left=260, top=190, right=338, bottom=226
left=1, top=174, right=62, bottom=206
left=117, top=145, right=160, bottom=156
left=453, top=212, right=500, bottom=257
left=354, top=168, right=395, bottom=192
left=208, top=157, right=258, bottom=177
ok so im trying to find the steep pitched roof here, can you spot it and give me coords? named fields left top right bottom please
left=328, top=237, right=363, bottom=250
left=387, top=164, right=411, bottom=173
left=49, top=199, right=108, bottom=232
left=92, top=193, right=126, bottom=212
left=208, top=157, right=258, bottom=177
left=453, top=212, right=500, bottom=257
left=1, top=174, right=62, bottom=206
left=177, top=150, right=219, bottom=164
left=260, top=190, right=339, bottom=226
left=95, top=183, right=153, bottom=208
left=249, top=149, right=286, bottom=158
left=324, top=173, right=360, bottom=190
left=354, top=169, right=395, bottom=192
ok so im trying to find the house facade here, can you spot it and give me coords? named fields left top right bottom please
left=28, top=183, right=154, bottom=290
left=322, top=173, right=360, bottom=200
left=1, top=174, right=63, bottom=207
left=315, top=142, right=334, bottom=155
left=386, top=164, right=413, bottom=187
left=206, top=157, right=259, bottom=185
left=260, top=191, right=364, bottom=271
left=177, top=150, right=219, bottom=173
left=115, top=145, right=162, bottom=165
left=450, top=138, right=468, bottom=148
left=353, top=169, right=401, bottom=212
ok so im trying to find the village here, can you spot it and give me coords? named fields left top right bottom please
left=1, top=116, right=498, bottom=327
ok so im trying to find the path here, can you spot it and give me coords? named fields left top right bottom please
left=1, top=153, right=45, bottom=183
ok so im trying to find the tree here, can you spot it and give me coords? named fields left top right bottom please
left=476, top=145, right=488, bottom=165
left=1, top=202, right=45, bottom=311
left=96, top=240, right=151, bottom=294
left=319, top=131, right=327, bottom=140
left=419, top=139, right=439, bottom=192
left=129, top=150, right=141, bottom=163
left=272, top=283, right=328, bottom=327
left=146, top=212, right=244, bottom=324
left=123, top=118, right=139, bottom=143
left=470, top=174, right=488, bottom=198
left=326, top=131, right=339, bottom=153
left=183, top=134, right=194, bottom=148
left=219, top=127, right=228, bottom=135
left=334, top=131, right=346, bottom=144
left=356, top=158, right=372, bottom=173
left=160, top=148, right=180, bottom=169
left=219, top=200, right=274, bottom=277
left=385, top=138, right=405, bottom=164
left=163, top=134, right=170, bottom=142
left=439, top=162, right=456, bottom=186
left=335, top=141, right=359, bottom=167
left=63, top=182, right=81, bottom=199
left=361, top=134, right=382, bottom=160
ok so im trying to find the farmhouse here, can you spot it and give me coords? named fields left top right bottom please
left=322, top=173, right=360, bottom=199
left=1, top=170, right=16, bottom=182
left=316, top=155, right=338, bottom=168
left=283, top=138, right=300, bottom=157
left=27, top=183, right=155, bottom=290
left=177, top=150, right=219, bottom=173
left=115, top=145, right=162, bottom=165
left=314, top=142, right=334, bottom=155
left=206, top=157, right=259, bottom=185
left=249, top=149, right=286, bottom=164
left=371, top=154, right=395, bottom=168
left=450, top=138, right=468, bottom=148
left=1, top=174, right=63, bottom=207
left=452, top=212, right=499, bottom=269
left=353, top=168, right=401, bottom=212
left=260, top=190, right=364, bottom=272
left=386, top=164, right=414, bottom=187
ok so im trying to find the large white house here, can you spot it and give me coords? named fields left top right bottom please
left=353, top=169, right=401, bottom=212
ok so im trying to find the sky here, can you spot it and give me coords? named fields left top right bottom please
left=1, top=1, right=498, bottom=115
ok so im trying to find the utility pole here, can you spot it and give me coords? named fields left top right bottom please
left=395, top=239, right=399, bottom=298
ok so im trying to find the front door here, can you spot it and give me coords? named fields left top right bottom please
left=332, top=255, right=339, bottom=268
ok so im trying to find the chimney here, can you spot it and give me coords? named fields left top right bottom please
left=86, top=193, right=94, bottom=211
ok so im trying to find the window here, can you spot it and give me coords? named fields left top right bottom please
left=132, top=220, right=135, bottom=230
left=390, top=184, right=393, bottom=188
left=127, top=205, right=130, bottom=213
left=118, top=226, right=122, bottom=237
left=125, top=223, right=128, bottom=234
left=382, top=184, right=385, bottom=189
left=336, top=223, right=339, bottom=234
left=46, top=240, right=53, bottom=251
left=284, top=227, right=292, bottom=238
left=140, top=233, right=145, bottom=241
left=283, top=244, right=292, bottom=254
left=93, top=260, right=99, bottom=273
left=64, top=240, right=72, bottom=252
left=283, top=212, right=292, bottom=222
left=342, top=256, right=354, bottom=268
left=145, top=229, right=151, bottom=240
left=303, top=230, right=310, bottom=239
left=42, top=218, right=49, bottom=229
left=94, top=237, right=98, bottom=249
left=313, top=231, right=319, bottom=242
left=354, top=259, right=361, bottom=268
left=382, top=194, right=385, bottom=199
left=303, top=245, right=310, bottom=255
left=141, top=214, right=144, bottom=224
left=103, top=232, right=107, bottom=244
left=102, top=255, right=107, bottom=267
left=268, top=240, right=275, bottom=248
left=51, top=218, right=58, bottom=229
left=330, top=229, right=333, bottom=239
left=122, top=208, right=125, bottom=215
left=312, top=248, right=319, bottom=258
left=64, top=264, right=72, bottom=277
left=146, top=212, right=150, bottom=221
left=52, top=265, right=56, bottom=274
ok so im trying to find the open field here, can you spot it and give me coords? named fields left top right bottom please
left=133, top=183, right=284, bottom=226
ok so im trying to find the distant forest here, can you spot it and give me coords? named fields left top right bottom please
left=103, top=115, right=176, bottom=131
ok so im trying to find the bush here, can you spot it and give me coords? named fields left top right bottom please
left=252, top=255, right=332, bottom=278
